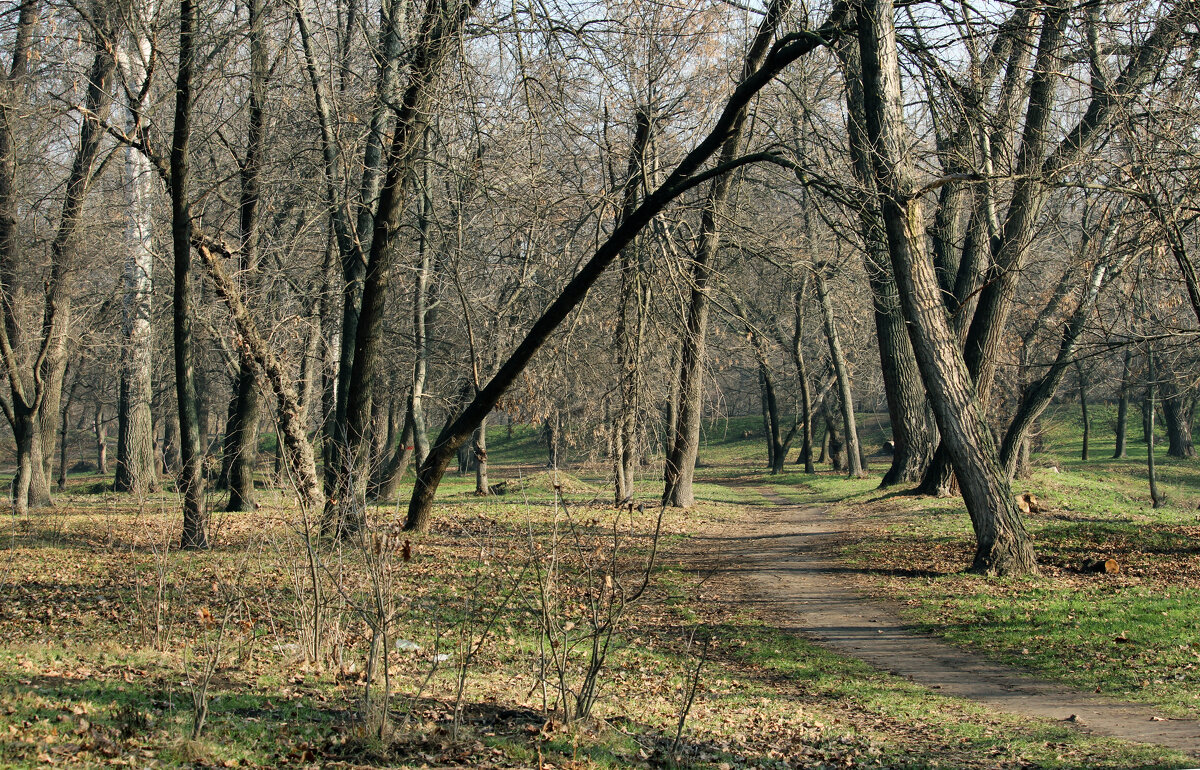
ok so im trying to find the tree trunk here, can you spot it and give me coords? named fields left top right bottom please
left=57, top=376, right=76, bottom=491
left=114, top=23, right=159, bottom=495
left=545, top=413, right=560, bottom=470
left=94, top=408, right=108, bottom=475
left=856, top=0, right=1036, bottom=575
left=194, top=242, right=325, bottom=512
left=835, top=38, right=932, bottom=486
left=473, top=415, right=488, bottom=495
left=792, top=284, right=816, bottom=474
left=1162, top=388, right=1195, bottom=459
left=173, top=0, right=207, bottom=549
left=1148, top=352, right=1163, bottom=508
left=1114, top=346, right=1131, bottom=458
left=614, top=109, right=652, bottom=503
left=336, top=0, right=483, bottom=537
left=371, top=405, right=414, bottom=502
left=1077, top=360, right=1090, bottom=461
left=813, top=264, right=865, bottom=477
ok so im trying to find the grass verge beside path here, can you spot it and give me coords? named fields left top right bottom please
left=750, top=410, right=1200, bottom=720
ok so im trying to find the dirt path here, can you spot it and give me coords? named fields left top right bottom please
left=689, top=488, right=1200, bottom=759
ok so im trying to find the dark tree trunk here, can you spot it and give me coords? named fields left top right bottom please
left=1076, top=361, right=1090, bottom=461
left=224, top=368, right=260, bottom=511
left=1114, top=347, right=1131, bottom=459
left=173, top=0, right=207, bottom=549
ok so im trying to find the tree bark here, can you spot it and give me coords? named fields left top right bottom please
left=195, top=241, right=325, bottom=511
left=173, top=0, right=207, bottom=549
left=222, top=0, right=269, bottom=512
left=115, top=19, right=158, bottom=494
left=836, top=37, right=932, bottom=486
left=473, top=415, right=488, bottom=495
left=664, top=0, right=794, bottom=508
left=1076, top=360, right=1090, bottom=462
left=1148, top=352, right=1163, bottom=508
left=856, top=0, right=1036, bottom=575
left=614, top=109, right=653, bottom=503
left=792, top=285, right=816, bottom=474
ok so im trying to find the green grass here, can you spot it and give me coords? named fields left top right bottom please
left=739, top=405, right=1200, bottom=718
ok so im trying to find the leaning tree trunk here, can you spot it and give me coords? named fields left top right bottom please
left=813, top=264, right=865, bottom=477
left=857, top=0, right=1035, bottom=575
left=401, top=0, right=849, bottom=532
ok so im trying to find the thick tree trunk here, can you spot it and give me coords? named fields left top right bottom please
left=836, top=39, right=932, bottom=486
left=857, top=0, right=1035, bottom=575
left=173, top=0, right=207, bottom=549
left=114, top=31, right=158, bottom=494
left=1162, top=389, right=1195, bottom=459
left=813, top=265, right=865, bottom=477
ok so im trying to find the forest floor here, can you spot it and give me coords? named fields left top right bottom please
left=0, top=413, right=1198, bottom=768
